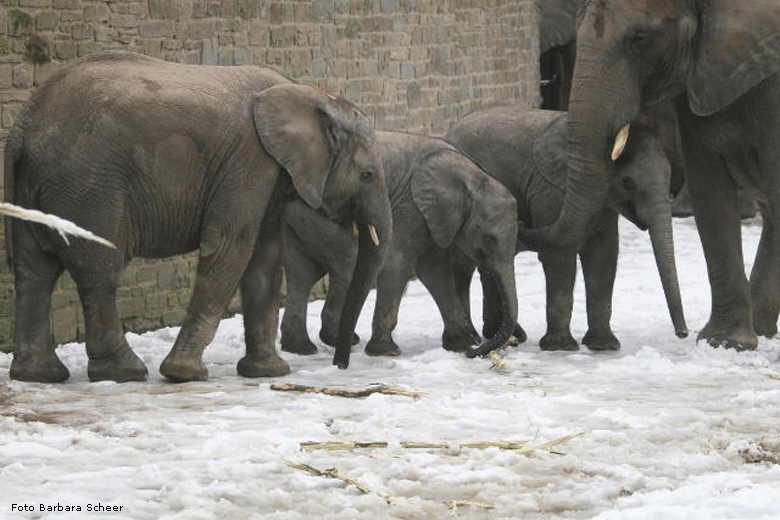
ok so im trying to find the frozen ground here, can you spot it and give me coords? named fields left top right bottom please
left=1, top=217, right=779, bottom=520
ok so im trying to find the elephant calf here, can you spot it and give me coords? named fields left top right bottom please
left=282, top=131, right=519, bottom=364
left=446, top=105, right=687, bottom=351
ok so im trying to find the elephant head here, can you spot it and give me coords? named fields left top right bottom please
left=522, top=0, right=780, bottom=251
left=253, top=84, right=392, bottom=369
left=606, top=128, right=688, bottom=338
left=411, top=149, right=519, bottom=358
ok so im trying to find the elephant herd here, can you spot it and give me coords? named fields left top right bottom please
left=4, top=0, right=780, bottom=384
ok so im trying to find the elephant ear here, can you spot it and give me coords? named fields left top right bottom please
left=539, top=0, right=578, bottom=52
left=253, top=84, right=359, bottom=209
left=689, top=0, right=780, bottom=116
left=411, top=149, right=469, bottom=249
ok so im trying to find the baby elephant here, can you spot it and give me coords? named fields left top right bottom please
left=446, top=105, right=687, bottom=351
left=282, top=131, right=519, bottom=364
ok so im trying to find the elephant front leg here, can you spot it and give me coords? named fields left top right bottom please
left=280, top=236, right=324, bottom=355
left=750, top=205, right=780, bottom=338
left=579, top=217, right=620, bottom=351
left=160, top=213, right=267, bottom=381
left=684, top=143, right=756, bottom=350
left=539, top=252, right=579, bottom=351
left=416, top=250, right=480, bottom=353
left=365, top=256, right=412, bottom=357
left=237, top=212, right=291, bottom=378
left=318, top=268, right=360, bottom=347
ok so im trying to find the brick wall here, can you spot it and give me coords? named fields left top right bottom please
left=0, top=0, right=541, bottom=351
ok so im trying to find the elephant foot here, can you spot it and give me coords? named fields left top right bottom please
left=237, top=353, right=291, bottom=378
left=159, top=351, right=208, bottom=382
left=281, top=338, right=318, bottom=356
left=442, top=326, right=481, bottom=353
left=540, top=331, right=579, bottom=351
left=365, top=338, right=401, bottom=357
left=319, top=328, right=360, bottom=348
left=88, top=348, right=148, bottom=382
left=697, top=321, right=758, bottom=351
left=582, top=329, right=620, bottom=351
left=510, top=324, right=528, bottom=345
left=10, top=350, right=70, bottom=383
left=753, top=310, right=778, bottom=338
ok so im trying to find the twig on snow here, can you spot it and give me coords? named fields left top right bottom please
left=283, top=457, right=394, bottom=503
left=300, top=441, right=389, bottom=451
left=299, top=432, right=585, bottom=455
left=488, top=350, right=508, bottom=370
left=270, top=383, right=422, bottom=399
left=447, top=499, right=494, bottom=514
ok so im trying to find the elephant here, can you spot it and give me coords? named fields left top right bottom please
left=4, top=51, right=392, bottom=383
left=446, top=104, right=687, bottom=351
left=281, top=130, right=519, bottom=368
left=518, top=0, right=780, bottom=351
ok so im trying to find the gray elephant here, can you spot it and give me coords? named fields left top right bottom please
left=4, top=51, right=392, bottom=383
left=281, top=130, right=519, bottom=368
left=446, top=105, right=687, bottom=351
left=520, top=0, right=780, bottom=351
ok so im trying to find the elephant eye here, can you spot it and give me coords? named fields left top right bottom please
left=360, top=170, right=374, bottom=184
left=621, top=177, right=637, bottom=192
left=624, top=30, right=655, bottom=58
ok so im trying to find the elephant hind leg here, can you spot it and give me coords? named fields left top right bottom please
left=64, top=252, right=148, bottom=383
left=9, top=225, right=68, bottom=382
left=750, top=205, right=780, bottom=338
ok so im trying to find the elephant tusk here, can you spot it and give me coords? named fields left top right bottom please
left=611, top=124, right=630, bottom=161
left=352, top=220, right=359, bottom=238
left=368, top=224, right=379, bottom=246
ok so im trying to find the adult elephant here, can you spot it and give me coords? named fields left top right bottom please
left=5, top=51, right=391, bottom=383
left=281, top=131, right=519, bottom=368
left=447, top=105, right=687, bottom=351
left=521, top=0, right=780, bottom=350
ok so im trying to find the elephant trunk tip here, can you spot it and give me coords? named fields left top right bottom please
left=676, top=327, right=689, bottom=339
left=333, top=348, right=350, bottom=369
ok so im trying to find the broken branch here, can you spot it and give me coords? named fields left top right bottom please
left=270, top=383, right=422, bottom=399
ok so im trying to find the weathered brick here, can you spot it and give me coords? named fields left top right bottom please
left=20, top=0, right=52, bottom=7
left=83, top=4, right=110, bottom=22
left=70, top=22, right=92, bottom=40
left=35, top=11, right=59, bottom=31
left=140, top=20, right=174, bottom=38
left=12, top=64, right=31, bottom=88
left=0, top=65, right=12, bottom=89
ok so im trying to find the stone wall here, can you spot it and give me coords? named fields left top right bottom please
left=0, top=0, right=541, bottom=351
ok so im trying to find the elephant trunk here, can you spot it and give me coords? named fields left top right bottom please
left=333, top=201, right=392, bottom=369
left=467, top=265, right=518, bottom=358
left=648, top=210, right=688, bottom=338
left=521, top=49, right=637, bottom=253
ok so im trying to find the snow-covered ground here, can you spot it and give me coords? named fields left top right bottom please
left=1, top=217, right=779, bottom=520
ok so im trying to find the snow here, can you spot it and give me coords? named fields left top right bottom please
left=1, top=217, right=779, bottom=520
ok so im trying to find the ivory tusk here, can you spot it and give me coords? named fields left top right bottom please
left=352, top=221, right=359, bottom=238
left=368, top=225, right=379, bottom=246
left=611, top=123, right=630, bottom=161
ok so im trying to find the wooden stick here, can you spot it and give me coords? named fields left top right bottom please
left=299, top=433, right=584, bottom=454
left=488, top=351, right=508, bottom=371
left=448, top=500, right=494, bottom=512
left=300, top=441, right=389, bottom=451
left=283, top=457, right=394, bottom=503
left=270, top=383, right=422, bottom=399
